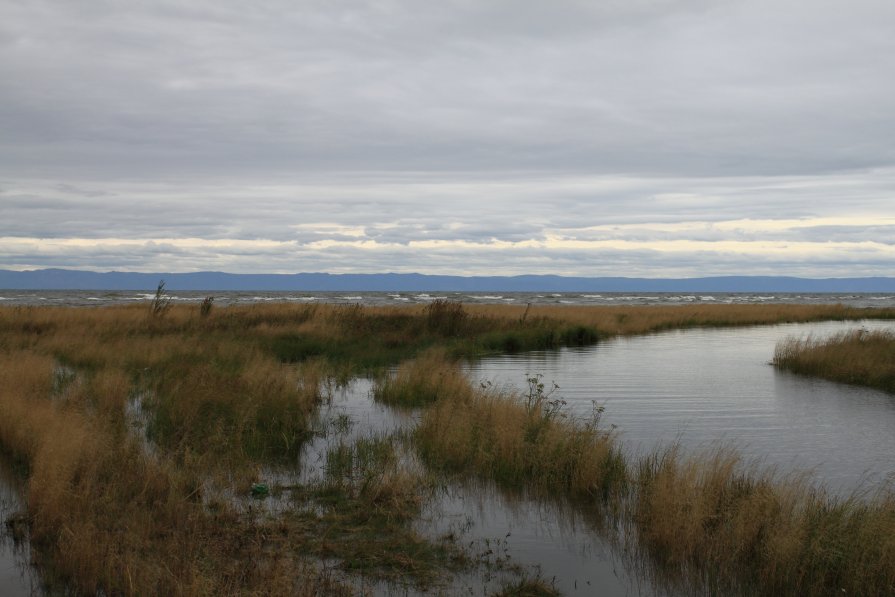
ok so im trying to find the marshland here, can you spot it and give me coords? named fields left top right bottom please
left=1, top=300, right=894, bottom=595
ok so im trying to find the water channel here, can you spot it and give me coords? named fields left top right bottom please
left=468, top=319, right=895, bottom=495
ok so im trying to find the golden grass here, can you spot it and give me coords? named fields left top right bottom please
left=0, top=308, right=349, bottom=594
left=407, top=351, right=895, bottom=595
left=467, top=302, right=895, bottom=335
left=373, top=348, right=476, bottom=407
left=634, top=445, right=895, bottom=595
left=414, top=362, right=626, bottom=501
left=0, top=348, right=351, bottom=595
left=774, top=329, right=895, bottom=394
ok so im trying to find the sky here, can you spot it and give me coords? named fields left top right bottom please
left=1, top=0, right=894, bottom=277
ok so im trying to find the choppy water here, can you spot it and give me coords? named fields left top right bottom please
left=1, top=290, right=895, bottom=308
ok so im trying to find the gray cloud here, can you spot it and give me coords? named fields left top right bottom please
left=1, top=1, right=894, bottom=276
left=4, top=0, right=895, bottom=178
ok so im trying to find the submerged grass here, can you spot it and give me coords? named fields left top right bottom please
left=492, top=576, right=561, bottom=597
left=283, top=433, right=467, bottom=588
left=0, top=301, right=893, bottom=594
left=774, top=328, right=895, bottom=394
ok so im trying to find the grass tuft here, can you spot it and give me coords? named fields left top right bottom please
left=373, top=349, right=476, bottom=407
left=415, top=359, right=627, bottom=501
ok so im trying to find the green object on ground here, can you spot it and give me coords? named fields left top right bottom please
left=250, top=483, right=269, bottom=497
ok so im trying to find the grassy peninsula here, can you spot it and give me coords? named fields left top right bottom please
left=774, top=329, right=895, bottom=394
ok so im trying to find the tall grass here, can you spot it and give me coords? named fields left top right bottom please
left=414, top=362, right=627, bottom=502
left=0, top=350, right=352, bottom=595
left=774, top=329, right=895, bottom=393
left=373, top=349, right=475, bottom=407
left=0, top=308, right=349, bottom=594
left=146, top=350, right=320, bottom=461
left=634, top=445, right=895, bottom=595
left=407, top=352, right=895, bottom=595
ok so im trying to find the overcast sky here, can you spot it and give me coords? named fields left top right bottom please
left=2, top=0, right=894, bottom=277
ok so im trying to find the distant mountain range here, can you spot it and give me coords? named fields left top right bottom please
left=1, top=268, right=894, bottom=293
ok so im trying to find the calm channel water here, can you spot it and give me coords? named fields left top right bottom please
left=468, top=319, right=895, bottom=495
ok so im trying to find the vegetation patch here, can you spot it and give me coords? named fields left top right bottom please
left=282, top=435, right=466, bottom=589
left=373, top=349, right=476, bottom=407
left=415, top=368, right=627, bottom=502
left=492, top=576, right=561, bottom=597
left=774, top=328, right=895, bottom=394
left=411, top=352, right=895, bottom=596
left=0, top=301, right=893, bottom=595
left=632, top=445, right=895, bottom=595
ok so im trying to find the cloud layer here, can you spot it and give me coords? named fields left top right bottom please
left=2, top=1, right=894, bottom=276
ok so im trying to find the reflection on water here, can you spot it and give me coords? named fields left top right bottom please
left=288, top=321, right=895, bottom=593
left=469, top=320, right=895, bottom=495
left=297, top=378, right=421, bottom=483
left=294, top=378, right=657, bottom=595
left=417, top=482, right=653, bottom=596
left=0, top=460, right=39, bottom=597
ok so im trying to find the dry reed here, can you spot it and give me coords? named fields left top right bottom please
left=774, top=329, right=895, bottom=394
left=373, top=348, right=476, bottom=407
left=408, top=352, right=895, bottom=595
left=414, top=364, right=626, bottom=501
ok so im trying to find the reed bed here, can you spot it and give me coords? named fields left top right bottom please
left=634, top=446, right=895, bottom=595
left=414, top=367, right=627, bottom=502
left=401, top=353, right=895, bottom=596
left=0, top=301, right=601, bottom=594
left=0, top=352, right=328, bottom=595
left=467, top=302, right=895, bottom=336
left=774, top=329, right=895, bottom=394
left=1, top=301, right=893, bottom=594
